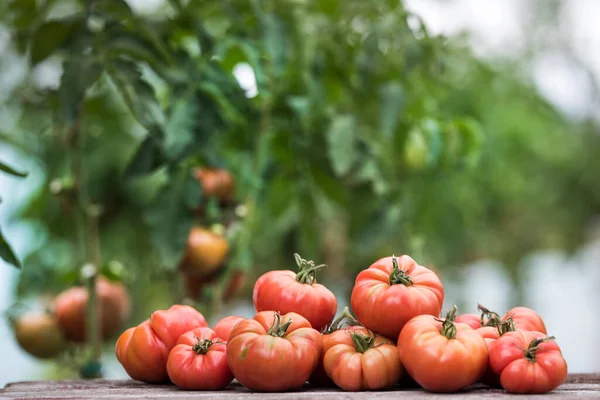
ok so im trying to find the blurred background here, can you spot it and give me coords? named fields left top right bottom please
left=0, top=0, right=599, bottom=384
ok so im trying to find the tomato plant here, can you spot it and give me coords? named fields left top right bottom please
left=214, top=316, right=245, bottom=342
left=398, top=306, right=488, bottom=392
left=181, top=227, right=229, bottom=277
left=14, top=313, right=66, bottom=359
left=167, top=327, right=232, bottom=390
left=226, top=311, right=321, bottom=391
left=54, top=277, right=131, bottom=343
left=489, top=331, right=567, bottom=393
left=323, top=326, right=402, bottom=391
left=351, top=255, right=444, bottom=339
left=115, top=305, right=207, bottom=383
left=252, top=254, right=337, bottom=331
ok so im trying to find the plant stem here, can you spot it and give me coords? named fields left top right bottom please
left=389, top=255, right=414, bottom=286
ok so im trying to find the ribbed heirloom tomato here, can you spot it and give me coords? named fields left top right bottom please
left=455, top=313, right=481, bottom=330
left=398, top=307, right=488, bottom=392
left=167, top=327, right=232, bottom=390
left=252, top=254, right=337, bottom=331
left=323, top=327, right=402, bottom=391
left=474, top=319, right=520, bottom=388
left=115, top=305, right=207, bottom=383
left=214, top=315, right=244, bottom=341
left=351, top=255, right=444, bottom=339
left=309, top=307, right=363, bottom=387
left=489, top=331, right=567, bottom=393
left=227, top=311, right=322, bottom=391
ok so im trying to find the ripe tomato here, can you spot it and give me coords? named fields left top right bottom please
left=252, top=254, right=337, bottom=331
left=475, top=326, right=502, bottom=387
left=214, top=316, right=244, bottom=341
left=398, top=307, right=488, bottom=392
left=182, top=227, right=229, bottom=277
left=309, top=307, right=362, bottom=387
left=323, top=327, right=402, bottom=391
left=455, top=313, right=481, bottom=329
left=227, top=311, right=322, bottom=391
left=351, top=255, right=444, bottom=339
left=489, top=331, right=567, bottom=393
left=167, top=327, right=232, bottom=390
left=195, top=168, right=235, bottom=204
left=14, top=313, right=66, bottom=359
left=54, top=276, right=131, bottom=342
left=115, top=305, right=207, bottom=383
left=478, top=304, right=547, bottom=334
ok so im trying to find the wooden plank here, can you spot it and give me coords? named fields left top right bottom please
left=1, top=375, right=598, bottom=399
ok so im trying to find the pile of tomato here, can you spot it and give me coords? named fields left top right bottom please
left=115, top=253, right=568, bottom=394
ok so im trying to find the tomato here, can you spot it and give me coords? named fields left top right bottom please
left=309, top=307, right=362, bottom=387
left=14, top=313, right=66, bottom=359
left=489, top=331, right=567, bottom=393
left=181, top=227, right=229, bottom=277
left=455, top=313, right=481, bottom=329
left=478, top=304, right=547, bottom=334
left=350, top=255, right=444, bottom=339
left=115, top=305, right=208, bottom=383
left=194, top=168, right=235, bottom=204
left=214, top=316, right=244, bottom=341
left=398, top=307, right=488, bottom=392
left=323, top=327, right=402, bottom=391
left=252, top=253, right=337, bottom=331
left=166, top=327, right=232, bottom=390
left=183, top=269, right=246, bottom=302
left=476, top=326, right=502, bottom=387
left=227, top=311, right=322, bottom=391
left=54, top=276, right=131, bottom=342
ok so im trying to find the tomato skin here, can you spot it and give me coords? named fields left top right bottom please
left=252, top=270, right=337, bottom=331
left=351, top=255, right=444, bottom=339
left=226, top=311, right=322, bottom=392
left=398, top=314, right=488, bottom=392
left=455, top=313, right=481, bottom=330
left=475, top=326, right=501, bottom=387
left=489, top=331, right=567, bottom=394
left=503, top=307, right=546, bottom=334
left=323, top=327, right=402, bottom=391
left=214, top=316, right=244, bottom=342
left=14, top=313, right=66, bottom=359
left=115, top=305, right=208, bottom=383
left=182, top=227, right=229, bottom=277
left=55, top=277, right=131, bottom=342
left=166, top=327, right=232, bottom=390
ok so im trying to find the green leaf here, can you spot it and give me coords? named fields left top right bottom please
left=379, top=82, right=404, bottom=136
left=8, top=0, right=37, bottom=29
left=106, top=34, right=164, bottom=72
left=0, top=226, right=20, bottom=269
left=326, top=115, right=356, bottom=177
left=455, top=118, right=484, bottom=166
left=164, top=95, right=196, bottom=160
left=94, top=0, right=133, bottom=17
left=30, top=18, right=82, bottom=65
left=58, top=56, right=104, bottom=124
left=125, top=129, right=166, bottom=177
left=0, top=161, right=28, bottom=178
left=143, top=166, right=200, bottom=269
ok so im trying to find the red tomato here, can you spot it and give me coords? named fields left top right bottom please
left=55, top=277, right=131, bottom=342
left=214, top=316, right=244, bottom=342
left=489, top=331, right=567, bottom=393
left=115, top=305, right=208, bottom=383
left=166, top=327, right=232, bottom=390
left=503, top=307, right=546, bottom=334
left=309, top=307, right=362, bottom=387
left=455, top=313, right=481, bottom=329
left=252, top=254, right=337, bottom=331
left=227, top=311, right=322, bottom=391
left=351, top=255, right=444, bottom=339
left=475, top=326, right=502, bottom=388
left=323, top=327, right=402, bottom=391
left=398, top=307, right=488, bottom=392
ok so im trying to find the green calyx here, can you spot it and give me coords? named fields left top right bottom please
left=267, top=313, right=293, bottom=338
left=294, top=253, right=327, bottom=285
left=388, top=255, right=414, bottom=286
left=323, top=306, right=361, bottom=334
left=192, top=337, right=218, bottom=355
left=497, top=317, right=516, bottom=336
left=439, top=306, right=458, bottom=339
left=478, top=304, right=503, bottom=327
left=350, top=331, right=375, bottom=353
left=524, top=336, right=555, bottom=362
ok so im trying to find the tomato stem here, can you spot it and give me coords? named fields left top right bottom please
left=294, top=253, right=327, bottom=285
left=192, top=336, right=219, bottom=355
left=439, top=305, right=458, bottom=339
left=350, top=331, right=375, bottom=353
left=325, top=306, right=361, bottom=333
left=478, top=304, right=502, bottom=327
left=524, top=336, right=555, bottom=362
left=388, top=255, right=413, bottom=286
left=267, top=313, right=293, bottom=337
left=497, top=316, right=516, bottom=336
